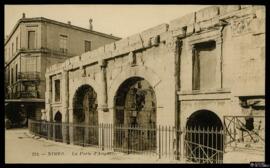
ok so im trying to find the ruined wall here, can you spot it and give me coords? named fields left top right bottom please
left=177, top=5, right=265, bottom=130
left=46, top=22, right=178, bottom=127
left=45, top=5, right=265, bottom=131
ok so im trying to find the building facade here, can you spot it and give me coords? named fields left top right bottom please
left=4, top=14, right=121, bottom=125
left=44, top=5, right=265, bottom=162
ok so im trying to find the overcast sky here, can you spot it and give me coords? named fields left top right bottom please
left=5, top=5, right=208, bottom=38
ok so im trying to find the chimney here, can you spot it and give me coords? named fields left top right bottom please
left=22, top=13, right=26, bottom=19
left=89, top=18, right=93, bottom=30
left=67, top=21, right=71, bottom=25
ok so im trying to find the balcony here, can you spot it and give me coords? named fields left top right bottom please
left=16, top=90, right=39, bottom=99
left=17, top=72, right=41, bottom=81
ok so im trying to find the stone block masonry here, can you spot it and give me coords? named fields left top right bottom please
left=45, top=5, right=265, bottom=163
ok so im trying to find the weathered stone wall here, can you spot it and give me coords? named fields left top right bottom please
left=178, top=5, right=265, bottom=128
left=46, top=21, right=178, bottom=127
left=45, top=5, right=265, bottom=154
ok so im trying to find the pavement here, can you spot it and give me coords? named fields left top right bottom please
left=5, top=128, right=264, bottom=164
left=5, top=128, right=184, bottom=164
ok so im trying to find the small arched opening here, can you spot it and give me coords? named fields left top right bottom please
left=54, top=111, right=62, bottom=142
left=185, top=110, right=224, bottom=163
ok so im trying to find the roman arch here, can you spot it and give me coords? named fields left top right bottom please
left=44, top=5, right=265, bottom=162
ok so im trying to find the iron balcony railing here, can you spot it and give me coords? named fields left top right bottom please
left=17, top=72, right=41, bottom=81
left=16, top=90, right=39, bottom=98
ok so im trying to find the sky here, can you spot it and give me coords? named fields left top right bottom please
left=5, top=5, right=209, bottom=38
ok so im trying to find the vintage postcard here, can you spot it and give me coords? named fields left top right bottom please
left=4, top=4, right=266, bottom=164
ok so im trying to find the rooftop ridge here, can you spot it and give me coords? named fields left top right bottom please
left=5, top=16, right=121, bottom=45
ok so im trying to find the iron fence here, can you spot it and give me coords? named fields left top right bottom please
left=28, top=119, right=180, bottom=159
left=223, top=115, right=265, bottom=152
left=29, top=120, right=229, bottom=162
left=184, top=126, right=224, bottom=163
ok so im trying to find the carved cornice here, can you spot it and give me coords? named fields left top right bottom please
left=188, top=28, right=223, bottom=48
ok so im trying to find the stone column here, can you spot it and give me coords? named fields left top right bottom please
left=98, top=59, right=108, bottom=149
left=62, top=70, right=69, bottom=144
left=45, top=74, right=53, bottom=139
left=98, top=59, right=108, bottom=112
left=68, top=108, right=74, bottom=144
left=215, top=36, right=223, bottom=89
left=45, top=74, right=52, bottom=121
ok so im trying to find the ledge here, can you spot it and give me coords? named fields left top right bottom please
left=178, top=88, right=231, bottom=101
left=178, top=88, right=231, bottom=95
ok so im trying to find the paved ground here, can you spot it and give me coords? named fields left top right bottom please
left=5, top=128, right=183, bottom=163
left=5, top=128, right=264, bottom=164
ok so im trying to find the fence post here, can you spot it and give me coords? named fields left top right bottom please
left=102, top=123, right=104, bottom=151
left=158, top=125, right=161, bottom=159
left=53, top=122, right=56, bottom=141
left=176, top=127, right=181, bottom=160
left=233, top=117, right=236, bottom=150
left=127, top=125, right=130, bottom=154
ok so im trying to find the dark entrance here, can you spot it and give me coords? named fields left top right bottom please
left=73, top=85, right=98, bottom=146
left=54, top=111, right=62, bottom=142
left=185, top=110, right=224, bottom=163
left=114, top=77, right=157, bottom=152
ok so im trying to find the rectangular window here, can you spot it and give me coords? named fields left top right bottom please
left=8, top=68, right=10, bottom=85
left=11, top=68, right=13, bottom=84
left=54, top=79, right=61, bottom=102
left=192, top=41, right=217, bottom=90
left=59, top=35, right=68, bottom=53
left=8, top=48, right=10, bottom=59
left=12, top=43, right=14, bottom=56
left=85, top=40, right=91, bottom=52
left=16, top=37, right=18, bottom=51
left=28, top=31, right=36, bottom=49
left=15, top=64, right=18, bottom=82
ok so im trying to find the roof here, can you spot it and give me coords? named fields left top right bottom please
left=5, top=17, right=121, bottom=45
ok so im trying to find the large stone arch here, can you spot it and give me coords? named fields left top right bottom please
left=113, top=76, right=157, bottom=151
left=71, top=83, right=99, bottom=146
left=108, top=65, right=161, bottom=109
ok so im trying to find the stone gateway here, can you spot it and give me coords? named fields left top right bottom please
left=44, top=5, right=265, bottom=162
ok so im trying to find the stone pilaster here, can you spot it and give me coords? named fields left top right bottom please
left=98, top=59, right=108, bottom=112
left=62, top=70, right=69, bottom=144
left=45, top=74, right=52, bottom=121
left=215, top=36, right=223, bottom=89
left=45, top=74, right=53, bottom=139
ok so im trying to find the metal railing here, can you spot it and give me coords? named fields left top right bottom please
left=17, top=72, right=41, bottom=81
left=15, top=90, right=39, bottom=98
left=28, top=119, right=180, bottom=159
left=223, top=115, right=265, bottom=152
left=184, top=126, right=224, bottom=163
left=29, top=120, right=232, bottom=163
